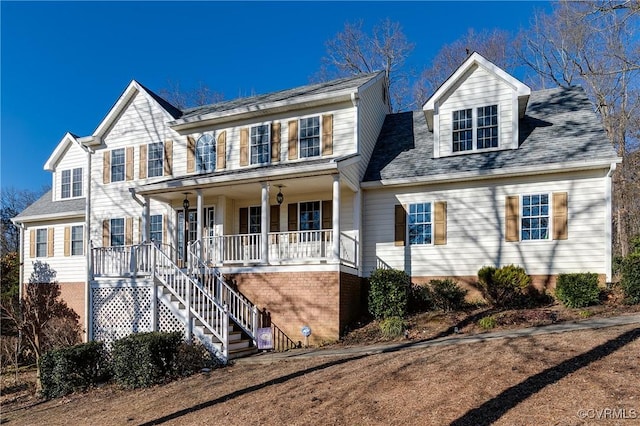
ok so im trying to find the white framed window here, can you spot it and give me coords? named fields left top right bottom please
left=250, top=125, right=270, bottom=165
left=111, top=149, right=125, bottom=182
left=60, top=168, right=82, bottom=198
left=452, top=104, right=499, bottom=152
left=196, top=134, right=216, bottom=172
left=299, top=201, right=321, bottom=231
left=521, top=194, right=549, bottom=241
left=36, top=228, right=48, bottom=257
left=110, top=218, right=125, bottom=246
left=299, top=116, right=320, bottom=158
left=148, top=142, right=164, bottom=177
left=71, top=225, right=83, bottom=255
left=408, top=202, right=432, bottom=245
left=150, top=215, right=163, bottom=244
left=249, top=206, right=261, bottom=234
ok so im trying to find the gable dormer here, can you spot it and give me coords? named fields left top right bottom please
left=44, top=132, right=87, bottom=202
left=423, top=52, right=530, bottom=159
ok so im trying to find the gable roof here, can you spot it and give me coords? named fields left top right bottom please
left=422, top=52, right=531, bottom=130
left=169, top=72, right=384, bottom=130
left=44, top=132, right=83, bottom=171
left=89, top=80, right=182, bottom=143
left=363, top=86, right=620, bottom=186
left=12, top=190, right=85, bottom=223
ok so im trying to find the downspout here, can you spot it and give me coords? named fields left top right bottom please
left=605, top=162, right=616, bottom=283
left=350, top=91, right=364, bottom=275
left=78, top=142, right=94, bottom=342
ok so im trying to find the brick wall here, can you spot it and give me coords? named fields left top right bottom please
left=227, top=271, right=362, bottom=346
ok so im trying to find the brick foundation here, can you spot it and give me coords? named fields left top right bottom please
left=226, top=271, right=362, bottom=346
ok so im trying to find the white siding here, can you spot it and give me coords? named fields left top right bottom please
left=356, top=77, right=389, bottom=181
left=52, top=142, right=86, bottom=201
left=363, top=169, right=610, bottom=278
left=437, top=65, right=514, bottom=157
left=24, top=219, right=86, bottom=283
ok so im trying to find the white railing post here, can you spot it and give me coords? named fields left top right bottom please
left=332, top=174, right=341, bottom=260
left=223, top=304, right=229, bottom=360
left=129, top=245, right=137, bottom=276
left=186, top=278, right=192, bottom=342
left=251, top=306, right=259, bottom=346
left=89, top=241, right=95, bottom=280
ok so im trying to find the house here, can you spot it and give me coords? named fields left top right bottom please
left=13, top=53, right=620, bottom=361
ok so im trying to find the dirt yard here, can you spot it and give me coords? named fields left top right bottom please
left=2, top=315, right=639, bottom=425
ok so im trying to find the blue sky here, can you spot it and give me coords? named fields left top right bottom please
left=1, top=1, right=550, bottom=192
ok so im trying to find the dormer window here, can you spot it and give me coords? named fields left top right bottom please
left=61, top=168, right=83, bottom=198
left=452, top=105, right=498, bottom=153
left=196, top=134, right=216, bottom=172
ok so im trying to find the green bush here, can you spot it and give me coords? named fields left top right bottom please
left=408, top=284, right=433, bottom=313
left=368, top=268, right=411, bottom=319
left=40, top=341, right=109, bottom=399
left=430, top=279, right=467, bottom=312
left=555, top=273, right=601, bottom=308
left=621, top=253, right=640, bottom=304
left=379, top=316, right=406, bottom=339
left=477, top=264, right=531, bottom=308
left=175, top=341, right=221, bottom=376
left=111, top=331, right=183, bottom=389
left=478, top=316, right=497, bottom=330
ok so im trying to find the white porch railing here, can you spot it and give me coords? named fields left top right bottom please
left=188, top=241, right=258, bottom=344
left=91, top=243, right=153, bottom=277
left=268, top=230, right=333, bottom=261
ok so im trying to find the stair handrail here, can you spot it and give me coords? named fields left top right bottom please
left=149, top=242, right=229, bottom=359
left=188, top=240, right=258, bottom=343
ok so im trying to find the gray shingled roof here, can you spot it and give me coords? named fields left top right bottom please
left=363, top=86, right=620, bottom=183
left=14, top=190, right=85, bottom=222
left=179, top=72, right=382, bottom=119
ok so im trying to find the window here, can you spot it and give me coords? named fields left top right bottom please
left=111, top=149, right=125, bottom=182
left=110, top=218, right=125, bottom=246
left=299, top=201, right=321, bottom=231
left=36, top=229, right=48, bottom=257
left=408, top=203, right=432, bottom=245
left=249, top=206, right=261, bottom=234
left=250, top=125, right=270, bottom=165
left=148, top=142, right=164, bottom=177
left=477, top=105, right=498, bottom=149
left=452, top=109, right=473, bottom=152
left=150, top=215, right=163, bottom=244
left=452, top=105, right=499, bottom=152
left=60, top=168, right=82, bottom=198
left=521, top=194, right=549, bottom=241
left=299, top=116, right=320, bottom=158
left=196, top=134, right=216, bottom=172
left=71, top=225, right=83, bottom=255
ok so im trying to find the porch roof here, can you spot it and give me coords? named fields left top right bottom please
left=136, top=154, right=360, bottom=198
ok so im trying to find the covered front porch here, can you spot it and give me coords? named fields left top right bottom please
left=133, top=168, right=361, bottom=270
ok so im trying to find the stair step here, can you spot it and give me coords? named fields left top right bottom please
left=227, top=346, right=258, bottom=360
left=228, top=339, right=252, bottom=351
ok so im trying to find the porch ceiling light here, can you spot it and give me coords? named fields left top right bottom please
left=183, top=193, right=190, bottom=211
left=276, top=186, right=284, bottom=205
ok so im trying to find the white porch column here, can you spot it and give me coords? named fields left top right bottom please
left=196, top=190, right=203, bottom=244
left=142, top=196, right=150, bottom=242
left=332, top=174, right=340, bottom=260
left=261, top=183, right=270, bottom=264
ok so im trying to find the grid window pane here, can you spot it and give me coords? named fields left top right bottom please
left=249, top=206, right=261, bottom=234
left=452, top=109, right=473, bottom=152
left=521, top=194, right=549, bottom=241
left=71, top=225, right=83, bottom=255
left=150, top=215, right=163, bottom=244
left=196, top=134, right=216, bottom=172
left=250, top=125, right=270, bottom=165
left=408, top=203, right=432, bottom=245
left=36, top=229, right=48, bottom=257
left=61, top=170, right=71, bottom=198
left=299, top=116, right=320, bottom=158
left=72, top=168, right=83, bottom=197
left=299, top=201, right=320, bottom=231
left=148, top=142, right=164, bottom=177
left=110, top=218, right=125, bottom=246
left=111, top=149, right=125, bottom=182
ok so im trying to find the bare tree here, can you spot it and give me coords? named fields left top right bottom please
left=517, top=0, right=640, bottom=256
left=316, top=19, right=415, bottom=112
left=1, top=187, right=46, bottom=255
left=1, top=262, right=80, bottom=390
left=413, top=28, right=521, bottom=107
left=158, top=80, right=225, bottom=109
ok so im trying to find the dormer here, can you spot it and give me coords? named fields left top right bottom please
left=423, top=52, right=530, bottom=159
